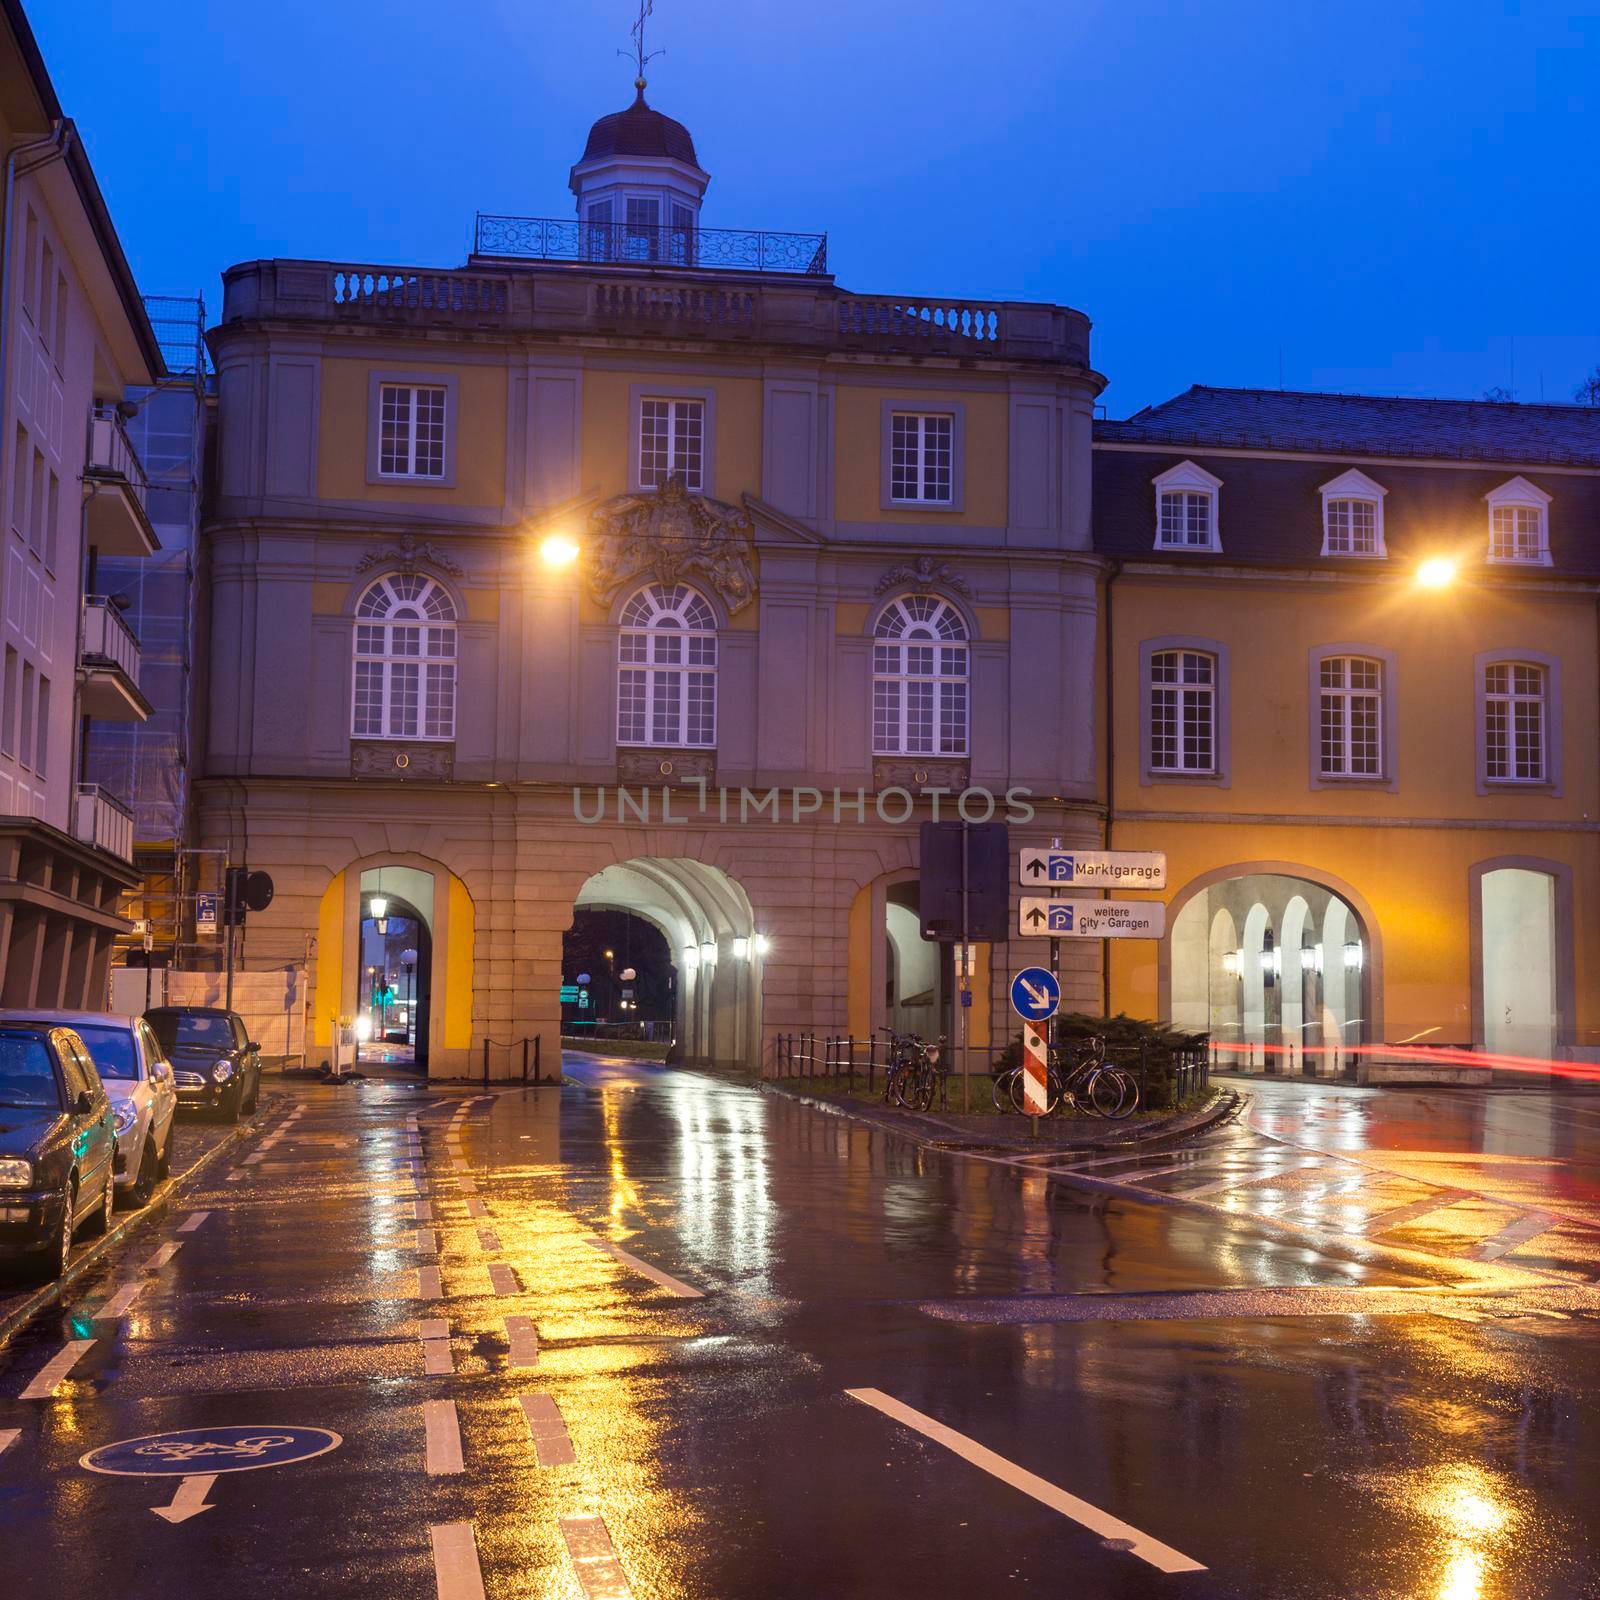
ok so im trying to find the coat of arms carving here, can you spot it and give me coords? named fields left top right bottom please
left=585, top=476, right=757, bottom=615
left=874, top=556, right=971, bottom=598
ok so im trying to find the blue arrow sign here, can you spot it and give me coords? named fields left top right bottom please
left=80, top=1425, right=343, bottom=1477
left=1009, top=966, right=1060, bottom=1021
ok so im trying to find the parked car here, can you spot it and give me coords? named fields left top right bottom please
left=0, top=1022, right=117, bottom=1279
left=144, top=1007, right=262, bottom=1121
left=0, top=1011, right=178, bottom=1208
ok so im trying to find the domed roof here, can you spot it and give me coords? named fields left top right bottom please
left=581, top=86, right=700, bottom=167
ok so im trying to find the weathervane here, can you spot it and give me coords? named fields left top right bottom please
left=620, top=0, right=664, bottom=92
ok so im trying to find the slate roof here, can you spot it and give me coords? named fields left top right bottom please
left=1097, top=386, right=1600, bottom=467
left=581, top=90, right=700, bottom=167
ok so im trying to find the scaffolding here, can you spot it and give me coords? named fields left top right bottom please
left=83, top=294, right=209, bottom=960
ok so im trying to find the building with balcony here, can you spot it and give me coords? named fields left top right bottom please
left=0, top=0, right=165, bottom=1008
left=1095, top=387, right=1600, bottom=1077
left=202, top=79, right=1104, bottom=1074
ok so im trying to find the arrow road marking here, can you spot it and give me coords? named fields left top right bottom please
left=431, top=1521, right=487, bottom=1600
left=19, top=1338, right=96, bottom=1400
left=846, top=1388, right=1206, bottom=1574
left=152, top=1473, right=216, bottom=1523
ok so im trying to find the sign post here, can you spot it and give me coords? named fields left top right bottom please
left=1021, top=1023, right=1049, bottom=1117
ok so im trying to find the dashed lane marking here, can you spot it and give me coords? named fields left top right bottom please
left=0, top=1427, right=18, bottom=1455
left=417, top=1267, right=444, bottom=1299
left=430, top=1521, right=487, bottom=1600
left=1165, top=1159, right=1328, bottom=1201
left=1467, top=1211, right=1562, bottom=1262
left=520, top=1393, right=575, bottom=1467
left=505, top=1316, right=539, bottom=1368
left=177, top=1211, right=209, bottom=1234
left=846, top=1388, right=1206, bottom=1574
left=488, top=1264, right=520, bottom=1296
left=476, top=1229, right=502, bottom=1253
left=585, top=1238, right=705, bottom=1299
left=561, top=1513, right=635, bottom=1599
left=145, top=1242, right=182, bottom=1270
left=93, top=1283, right=145, bottom=1320
left=414, top=1229, right=438, bottom=1259
left=424, top=1399, right=465, bottom=1475
left=464, top=1199, right=488, bottom=1219
left=413, top=1200, right=433, bottom=1222
left=456, top=1177, right=477, bottom=1195
left=421, top=1319, right=454, bottom=1375
left=19, top=1338, right=96, bottom=1400
left=226, top=1171, right=245, bottom=1183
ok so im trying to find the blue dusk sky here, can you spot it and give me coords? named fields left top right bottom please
left=25, top=0, right=1600, bottom=415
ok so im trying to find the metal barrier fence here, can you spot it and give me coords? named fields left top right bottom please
left=770, top=1033, right=1210, bottom=1114
left=477, top=1035, right=550, bottom=1086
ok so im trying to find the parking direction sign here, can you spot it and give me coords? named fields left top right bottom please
left=195, top=892, right=217, bottom=930
left=1009, top=967, right=1061, bottom=1022
left=1019, top=849, right=1167, bottom=889
left=1018, top=898, right=1166, bottom=939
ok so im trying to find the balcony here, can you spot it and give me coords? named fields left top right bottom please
left=85, top=404, right=159, bottom=556
left=473, top=213, right=829, bottom=276
left=74, top=784, right=135, bottom=863
left=79, top=596, right=152, bottom=722
left=222, top=260, right=1092, bottom=367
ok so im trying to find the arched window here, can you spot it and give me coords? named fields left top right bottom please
left=351, top=574, right=457, bottom=740
left=616, top=583, right=717, bottom=747
left=872, top=595, right=969, bottom=756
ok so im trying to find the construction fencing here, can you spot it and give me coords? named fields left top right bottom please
left=111, top=963, right=308, bottom=1066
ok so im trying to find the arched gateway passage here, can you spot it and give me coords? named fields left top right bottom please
left=570, top=858, right=764, bottom=1069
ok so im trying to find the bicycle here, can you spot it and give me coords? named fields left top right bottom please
left=879, top=1027, right=943, bottom=1112
left=992, top=1034, right=1138, bottom=1119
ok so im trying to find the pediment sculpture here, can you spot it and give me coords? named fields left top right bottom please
left=874, top=555, right=971, bottom=598
left=355, top=534, right=464, bottom=579
left=586, top=476, right=757, bottom=615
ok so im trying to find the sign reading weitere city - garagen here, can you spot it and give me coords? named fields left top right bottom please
left=1018, top=898, right=1166, bottom=939
left=1019, top=849, right=1167, bottom=888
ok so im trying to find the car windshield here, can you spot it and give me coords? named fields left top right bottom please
left=0, top=1033, right=63, bottom=1110
left=73, top=1025, right=140, bottom=1081
left=148, top=1013, right=234, bottom=1052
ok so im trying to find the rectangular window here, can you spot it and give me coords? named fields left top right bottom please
left=1325, top=499, right=1378, bottom=555
left=19, top=662, right=34, bottom=770
left=377, top=383, right=447, bottom=479
left=889, top=412, right=954, bottom=504
left=585, top=200, right=614, bottom=262
left=1489, top=505, right=1544, bottom=562
left=1, top=645, right=16, bottom=757
left=1319, top=656, right=1383, bottom=777
left=34, top=674, right=47, bottom=777
left=1484, top=662, right=1546, bottom=781
left=669, top=202, right=695, bottom=265
left=10, top=424, right=27, bottom=540
left=1157, top=491, right=1214, bottom=547
left=27, top=448, right=44, bottom=554
left=38, top=243, right=54, bottom=352
left=639, top=397, right=704, bottom=490
left=21, top=208, right=37, bottom=319
left=53, top=272, right=67, bottom=363
left=1149, top=649, right=1216, bottom=773
left=625, top=196, right=660, bottom=261
left=44, top=470, right=58, bottom=570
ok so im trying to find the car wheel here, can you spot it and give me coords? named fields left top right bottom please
left=34, top=1184, right=75, bottom=1281
left=156, top=1126, right=173, bottom=1177
left=87, top=1169, right=115, bottom=1236
left=128, top=1138, right=157, bottom=1208
left=223, top=1085, right=242, bottom=1124
left=244, top=1077, right=259, bottom=1115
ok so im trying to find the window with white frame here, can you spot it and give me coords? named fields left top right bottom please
left=378, top=383, right=447, bottom=479
left=639, top=398, right=704, bottom=490
left=1485, top=477, right=1551, bottom=564
left=1318, top=655, right=1384, bottom=777
left=616, top=583, right=717, bottom=747
left=351, top=574, right=457, bottom=740
left=889, top=413, right=954, bottom=505
left=585, top=199, right=615, bottom=261
left=1483, top=661, right=1547, bottom=782
left=872, top=595, right=968, bottom=756
left=1151, top=460, right=1222, bottom=550
left=1149, top=649, right=1216, bottom=773
left=1319, top=469, right=1387, bottom=557
left=625, top=196, right=660, bottom=260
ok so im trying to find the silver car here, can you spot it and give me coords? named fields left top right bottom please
left=0, top=1010, right=177, bottom=1208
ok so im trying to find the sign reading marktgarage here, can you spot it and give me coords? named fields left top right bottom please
left=1018, top=849, right=1167, bottom=889
left=1018, top=897, right=1166, bottom=939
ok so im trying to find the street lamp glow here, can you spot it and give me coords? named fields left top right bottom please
left=368, top=895, right=387, bottom=920
left=1416, top=556, right=1456, bottom=589
left=732, top=936, right=750, bottom=961
left=539, top=533, right=580, bottom=568
left=700, top=940, right=717, bottom=967
left=681, top=943, right=699, bottom=970
left=753, top=933, right=771, bottom=956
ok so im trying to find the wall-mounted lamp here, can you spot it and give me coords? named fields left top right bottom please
left=538, top=532, right=580, bottom=568
left=700, top=940, right=717, bottom=968
left=732, top=936, right=751, bottom=961
left=1344, top=942, right=1364, bottom=972
left=1222, top=950, right=1239, bottom=977
left=1300, top=945, right=1317, bottom=973
left=681, top=944, right=699, bottom=971
left=753, top=933, right=771, bottom=956
left=354, top=1014, right=373, bottom=1042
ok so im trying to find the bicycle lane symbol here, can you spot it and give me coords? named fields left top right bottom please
left=80, top=1425, right=343, bottom=1524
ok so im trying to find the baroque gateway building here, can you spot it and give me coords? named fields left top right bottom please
left=201, top=87, right=1105, bottom=1074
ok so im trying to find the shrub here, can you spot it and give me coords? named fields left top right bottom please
left=992, top=1013, right=1209, bottom=1107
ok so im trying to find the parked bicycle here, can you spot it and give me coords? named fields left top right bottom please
left=992, top=1033, right=1139, bottom=1119
left=879, top=1027, right=944, bottom=1112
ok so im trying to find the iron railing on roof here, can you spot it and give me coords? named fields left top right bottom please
left=473, top=213, right=828, bottom=276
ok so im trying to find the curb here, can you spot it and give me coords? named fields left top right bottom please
left=0, top=1093, right=286, bottom=1350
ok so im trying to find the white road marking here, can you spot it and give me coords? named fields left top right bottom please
left=226, top=1171, right=245, bottom=1182
left=177, top=1211, right=209, bottom=1234
left=413, top=1200, right=433, bottom=1222
left=1357, top=1193, right=1470, bottom=1237
left=520, top=1393, right=575, bottom=1467
left=451, top=1159, right=469, bottom=1173
left=488, top=1264, right=519, bottom=1296
left=20, top=1338, right=97, bottom=1400
left=424, top=1399, right=465, bottom=1475
left=561, top=1514, right=634, bottom=1598
left=416, top=1264, right=444, bottom=1299
left=94, top=1282, right=145, bottom=1320
left=456, top=1177, right=477, bottom=1195
left=585, top=1237, right=705, bottom=1299
left=430, top=1521, right=486, bottom=1600
left=505, top=1315, right=539, bottom=1368
left=151, top=1472, right=216, bottom=1523
left=0, top=1427, right=18, bottom=1455
left=476, top=1228, right=502, bottom=1253
left=1168, top=1160, right=1326, bottom=1201
left=145, top=1242, right=182, bottom=1270
left=242, top=1152, right=264, bottom=1165
left=414, top=1229, right=438, bottom=1259
left=421, top=1319, right=454, bottom=1375
left=1466, top=1211, right=1562, bottom=1262
left=845, top=1388, right=1206, bottom=1574
left=464, top=1199, right=487, bottom=1219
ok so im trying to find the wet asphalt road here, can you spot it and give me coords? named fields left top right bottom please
left=0, top=1059, right=1597, bottom=1598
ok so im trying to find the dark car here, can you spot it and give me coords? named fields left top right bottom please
left=0, top=1023, right=118, bottom=1279
left=145, top=1007, right=262, bottom=1121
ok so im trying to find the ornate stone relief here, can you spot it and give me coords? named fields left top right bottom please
left=586, top=476, right=756, bottom=615
left=872, top=757, right=971, bottom=794
left=616, top=749, right=717, bottom=785
left=873, top=556, right=971, bottom=598
left=355, top=534, right=465, bottom=579
left=351, top=741, right=455, bottom=779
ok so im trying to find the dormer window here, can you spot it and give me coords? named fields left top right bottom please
left=1152, top=461, right=1222, bottom=552
left=1319, top=468, right=1387, bottom=558
left=1485, top=478, right=1551, bottom=565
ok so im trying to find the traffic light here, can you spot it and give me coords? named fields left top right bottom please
left=223, top=867, right=275, bottom=926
